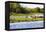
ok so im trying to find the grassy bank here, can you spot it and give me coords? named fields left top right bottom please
left=10, top=13, right=44, bottom=23
left=10, top=17, right=44, bottom=23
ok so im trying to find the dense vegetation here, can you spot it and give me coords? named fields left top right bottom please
left=10, top=3, right=44, bottom=14
left=10, top=3, right=44, bottom=23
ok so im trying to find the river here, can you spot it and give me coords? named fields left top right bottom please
left=10, top=21, right=44, bottom=29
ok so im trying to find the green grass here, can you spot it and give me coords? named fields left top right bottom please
left=15, top=18, right=43, bottom=21
left=10, top=12, right=43, bottom=16
left=10, top=17, right=44, bottom=23
left=15, top=18, right=32, bottom=21
left=10, top=13, right=44, bottom=23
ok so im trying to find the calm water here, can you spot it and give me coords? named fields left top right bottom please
left=10, top=21, right=44, bottom=29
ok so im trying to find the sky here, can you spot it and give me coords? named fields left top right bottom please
left=20, top=3, right=43, bottom=8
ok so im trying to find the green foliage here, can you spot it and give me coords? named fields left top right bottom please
left=10, top=3, right=44, bottom=23
left=10, top=3, right=21, bottom=13
left=10, top=3, right=44, bottom=13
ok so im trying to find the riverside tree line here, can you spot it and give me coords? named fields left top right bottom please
left=10, top=3, right=44, bottom=14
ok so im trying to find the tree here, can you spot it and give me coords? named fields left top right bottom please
left=10, top=3, right=21, bottom=13
left=36, top=7, right=40, bottom=13
left=31, top=7, right=41, bottom=13
left=40, top=8, right=44, bottom=13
